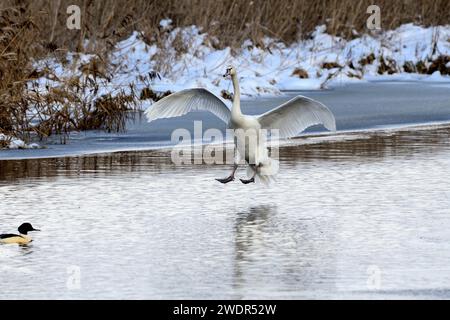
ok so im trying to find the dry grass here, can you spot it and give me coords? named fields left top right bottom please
left=3, top=0, right=448, bottom=50
left=0, top=1, right=139, bottom=143
left=1, top=0, right=450, bottom=142
left=291, top=68, right=309, bottom=79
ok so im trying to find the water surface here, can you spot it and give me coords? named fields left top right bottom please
left=1, top=124, right=450, bottom=299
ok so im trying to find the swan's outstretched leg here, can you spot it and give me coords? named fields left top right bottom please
left=216, top=164, right=238, bottom=184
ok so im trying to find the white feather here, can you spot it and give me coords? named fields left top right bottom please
left=144, top=88, right=231, bottom=123
left=145, top=67, right=337, bottom=185
left=257, top=95, right=336, bottom=138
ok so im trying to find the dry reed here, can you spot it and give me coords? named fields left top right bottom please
left=1, top=0, right=449, bottom=142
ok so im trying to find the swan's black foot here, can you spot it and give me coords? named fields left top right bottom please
left=240, top=177, right=255, bottom=184
left=216, top=176, right=235, bottom=184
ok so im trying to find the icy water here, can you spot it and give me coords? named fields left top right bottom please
left=1, top=81, right=450, bottom=159
left=1, top=81, right=450, bottom=299
left=1, top=125, right=450, bottom=299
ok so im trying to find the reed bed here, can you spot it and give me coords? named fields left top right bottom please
left=1, top=0, right=449, bottom=143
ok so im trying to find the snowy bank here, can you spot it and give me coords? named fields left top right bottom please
left=0, top=134, right=40, bottom=150
left=34, top=23, right=450, bottom=107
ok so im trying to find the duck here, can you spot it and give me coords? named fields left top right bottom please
left=145, top=65, right=336, bottom=184
left=0, top=223, right=40, bottom=245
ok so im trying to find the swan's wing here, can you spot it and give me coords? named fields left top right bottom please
left=257, top=95, right=336, bottom=138
left=144, top=88, right=231, bottom=123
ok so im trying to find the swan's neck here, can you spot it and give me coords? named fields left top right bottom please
left=231, top=74, right=242, bottom=119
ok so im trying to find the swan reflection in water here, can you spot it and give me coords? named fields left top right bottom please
left=232, top=204, right=339, bottom=297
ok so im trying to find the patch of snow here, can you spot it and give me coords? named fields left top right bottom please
left=0, top=134, right=40, bottom=150
left=31, top=22, right=450, bottom=110
left=423, top=71, right=450, bottom=82
left=159, top=19, right=172, bottom=29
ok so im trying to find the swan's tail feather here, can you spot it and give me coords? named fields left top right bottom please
left=247, top=157, right=279, bottom=185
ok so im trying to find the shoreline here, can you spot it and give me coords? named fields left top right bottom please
left=1, top=119, right=450, bottom=162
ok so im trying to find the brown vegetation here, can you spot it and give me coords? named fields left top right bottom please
left=427, top=55, right=450, bottom=75
left=1, top=0, right=450, bottom=143
left=221, top=90, right=233, bottom=101
left=3, top=0, right=449, bottom=52
left=403, top=55, right=450, bottom=75
left=322, top=62, right=342, bottom=70
left=377, top=56, right=398, bottom=75
left=291, top=68, right=309, bottom=79
left=359, top=53, right=376, bottom=66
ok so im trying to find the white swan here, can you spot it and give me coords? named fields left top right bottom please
left=145, top=66, right=336, bottom=184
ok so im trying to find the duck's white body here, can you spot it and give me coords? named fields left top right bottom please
left=0, top=223, right=39, bottom=245
left=0, top=234, right=31, bottom=245
left=145, top=66, right=336, bottom=184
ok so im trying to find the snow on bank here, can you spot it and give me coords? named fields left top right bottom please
left=0, top=134, right=40, bottom=150
left=35, top=23, right=450, bottom=106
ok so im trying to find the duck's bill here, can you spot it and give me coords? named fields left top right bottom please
left=32, top=228, right=41, bottom=231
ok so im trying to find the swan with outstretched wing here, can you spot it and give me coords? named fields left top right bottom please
left=145, top=66, right=336, bottom=184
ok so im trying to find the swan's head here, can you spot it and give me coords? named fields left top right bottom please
left=223, top=65, right=236, bottom=78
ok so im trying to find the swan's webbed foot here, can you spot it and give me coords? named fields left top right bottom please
left=240, top=163, right=259, bottom=184
left=216, top=176, right=235, bottom=184
left=240, top=177, right=255, bottom=184
left=216, top=164, right=238, bottom=184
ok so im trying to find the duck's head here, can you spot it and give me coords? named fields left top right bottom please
left=223, top=65, right=236, bottom=78
left=18, top=223, right=40, bottom=235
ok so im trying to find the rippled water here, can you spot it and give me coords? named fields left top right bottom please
left=1, top=125, right=450, bottom=299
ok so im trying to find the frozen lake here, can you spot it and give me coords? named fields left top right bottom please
left=1, top=81, right=450, bottom=160
left=1, top=81, right=450, bottom=299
